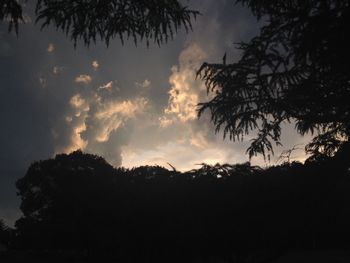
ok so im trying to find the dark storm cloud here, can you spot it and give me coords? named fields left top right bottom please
left=0, top=23, right=57, bottom=224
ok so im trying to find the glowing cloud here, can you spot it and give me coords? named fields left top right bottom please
left=92, top=60, right=99, bottom=70
left=121, top=141, right=242, bottom=172
left=94, top=98, right=148, bottom=142
left=47, top=43, right=55, bottom=52
left=136, top=79, right=151, bottom=89
left=159, top=116, right=173, bottom=128
left=62, top=122, right=88, bottom=153
left=75, top=74, right=92, bottom=84
left=70, top=94, right=89, bottom=112
left=53, top=66, right=63, bottom=75
left=190, top=132, right=210, bottom=149
left=161, top=43, right=207, bottom=126
left=98, top=81, right=113, bottom=91
left=54, top=80, right=149, bottom=167
left=55, top=93, right=91, bottom=153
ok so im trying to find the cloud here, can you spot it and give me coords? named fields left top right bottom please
left=70, top=94, right=86, bottom=109
left=160, top=43, right=208, bottom=126
left=80, top=94, right=148, bottom=166
left=70, top=93, right=90, bottom=115
left=120, top=43, right=236, bottom=169
left=52, top=93, right=90, bottom=154
left=136, top=79, right=151, bottom=89
left=98, top=81, right=113, bottom=91
left=53, top=66, right=64, bottom=75
left=75, top=74, right=92, bottom=84
left=190, top=132, right=210, bottom=149
left=121, top=141, right=247, bottom=171
left=92, top=60, right=99, bottom=70
left=159, top=116, right=173, bottom=128
left=93, top=97, right=148, bottom=142
left=38, top=76, right=47, bottom=88
left=47, top=43, right=55, bottom=52
left=54, top=88, right=148, bottom=167
left=61, top=122, right=88, bottom=154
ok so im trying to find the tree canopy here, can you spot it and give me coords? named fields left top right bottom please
left=198, top=0, right=350, bottom=161
left=15, top=151, right=118, bottom=249
left=1, top=0, right=199, bottom=46
left=12, top=151, right=350, bottom=258
left=0, top=219, right=11, bottom=248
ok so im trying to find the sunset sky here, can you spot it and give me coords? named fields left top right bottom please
left=0, top=0, right=310, bottom=225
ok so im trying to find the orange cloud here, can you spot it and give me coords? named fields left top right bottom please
left=69, top=94, right=90, bottom=117
left=94, top=98, right=148, bottom=142
left=62, top=122, right=88, bottom=153
left=190, top=132, right=210, bottom=149
left=92, top=60, right=99, bottom=70
left=136, top=79, right=151, bottom=89
left=75, top=74, right=92, bottom=84
left=47, top=43, right=55, bottom=52
left=98, top=81, right=113, bottom=91
left=161, top=43, right=207, bottom=127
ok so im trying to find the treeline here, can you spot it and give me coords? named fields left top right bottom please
left=0, top=220, right=13, bottom=249
left=1, top=150, right=350, bottom=262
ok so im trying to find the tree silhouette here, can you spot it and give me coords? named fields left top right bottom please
left=1, top=0, right=199, bottom=46
left=0, top=219, right=11, bottom=249
left=15, top=150, right=116, bottom=249
left=12, top=151, right=350, bottom=259
left=198, top=0, right=350, bottom=162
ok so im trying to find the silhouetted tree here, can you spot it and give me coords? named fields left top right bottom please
left=1, top=0, right=199, bottom=46
left=15, top=150, right=116, bottom=249
left=0, top=0, right=22, bottom=33
left=0, top=219, right=11, bottom=249
left=198, top=0, right=350, bottom=162
left=14, top=151, right=350, bottom=259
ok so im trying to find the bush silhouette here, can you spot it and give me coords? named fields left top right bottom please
left=12, top=151, right=350, bottom=261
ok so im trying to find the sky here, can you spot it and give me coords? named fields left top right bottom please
left=0, top=0, right=311, bottom=225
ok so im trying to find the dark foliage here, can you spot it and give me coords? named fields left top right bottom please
left=198, top=0, right=350, bottom=161
left=11, top=151, right=350, bottom=261
left=15, top=150, right=115, bottom=250
left=1, top=0, right=199, bottom=46
left=0, top=219, right=12, bottom=249
left=0, top=0, right=23, bottom=34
